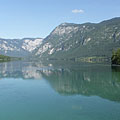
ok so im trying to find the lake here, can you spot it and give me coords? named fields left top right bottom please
left=0, top=61, right=120, bottom=120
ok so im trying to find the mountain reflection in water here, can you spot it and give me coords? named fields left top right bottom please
left=0, top=61, right=120, bottom=102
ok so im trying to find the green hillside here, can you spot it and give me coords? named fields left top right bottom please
left=34, top=17, right=120, bottom=61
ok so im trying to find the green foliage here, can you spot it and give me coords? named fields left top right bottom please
left=0, top=54, right=21, bottom=62
left=111, top=48, right=120, bottom=65
left=0, top=55, right=11, bottom=62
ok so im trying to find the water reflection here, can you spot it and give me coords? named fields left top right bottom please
left=40, top=67, right=120, bottom=102
left=0, top=61, right=120, bottom=102
left=0, top=61, right=43, bottom=79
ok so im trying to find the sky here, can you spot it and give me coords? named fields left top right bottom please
left=0, top=0, right=120, bottom=39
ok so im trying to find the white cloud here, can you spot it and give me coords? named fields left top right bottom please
left=72, top=9, right=84, bottom=14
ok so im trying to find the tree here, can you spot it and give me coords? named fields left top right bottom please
left=111, top=48, right=120, bottom=65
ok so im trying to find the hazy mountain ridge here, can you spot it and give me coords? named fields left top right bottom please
left=0, top=38, right=43, bottom=57
left=35, top=17, right=120, bottom=60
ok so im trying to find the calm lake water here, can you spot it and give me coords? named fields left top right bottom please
left=0, top=61, right=120, bottom=120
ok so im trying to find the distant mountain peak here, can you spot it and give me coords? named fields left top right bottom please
left=59, top=22, right=76, bottom=27
left=0, top=38, right=43, bottom=57
left=60, top=22, right=69, bottom=26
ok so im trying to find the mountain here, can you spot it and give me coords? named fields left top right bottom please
left=35, top=17, right=120, bottom=60
left=0, top=38, right=43, bottom=57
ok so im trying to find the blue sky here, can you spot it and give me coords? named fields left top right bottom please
left=0, top=0, right=120, bottom=39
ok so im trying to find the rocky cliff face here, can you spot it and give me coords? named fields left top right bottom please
left=35, top=17, right=120, bottom=59
left=0, top=38, right=43, bottom=57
